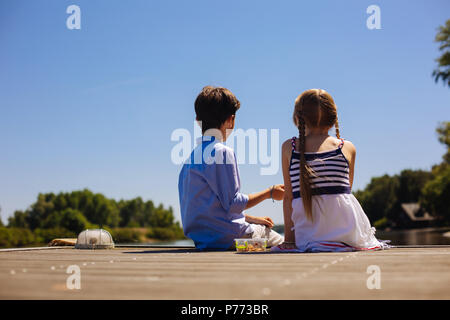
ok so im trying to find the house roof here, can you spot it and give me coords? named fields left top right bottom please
left=401, top=203, right=435, bottom=221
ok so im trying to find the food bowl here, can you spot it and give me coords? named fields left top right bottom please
left=234, top=238, right=268, bottom=252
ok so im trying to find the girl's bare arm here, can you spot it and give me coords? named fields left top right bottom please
left=281, top=140, right=295, bottom=244
left=244, top=185, right=284, bottom=210
left=341, top=140, right=356, bottom=190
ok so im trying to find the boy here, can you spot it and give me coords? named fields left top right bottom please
left=178, top=86, right=284, bottom=250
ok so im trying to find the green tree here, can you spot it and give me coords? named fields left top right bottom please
left=420, top=122, right=450, bottom=223
left=354, top=175, right=399, bottom=223
left=3, top=189, right=182, bottom=245
left=118, top=198, right=157, bottom=227
left=397, top=169, right=433, bottom=203
left=149, top=204, right=176, bottom=228
left=59, top=208, right=89, bottom=233
left=42, top=208, right=89, bottom=233
left=8, top=210, right=29, bottom=228
left=433, top=19, right=450, bottom=87
left=118, top=197, right=145, bottom=227
left=355, top=170, right=434, bottom=226
left=420, top=166, right=450, bottom=223
left=27, top=193, right=56, bottom=230
left=80, top=191, right=120, bottom=228
left=436, top=122, right=450, bottom=165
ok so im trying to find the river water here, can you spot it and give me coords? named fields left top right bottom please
left=375, top=227, right=450, bottom=245
left=148, top=228, right=450, bottom=246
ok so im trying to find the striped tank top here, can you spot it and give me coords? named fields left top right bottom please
left=289, top=136, right=351, bottom=199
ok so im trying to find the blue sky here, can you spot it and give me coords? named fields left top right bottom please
left=1, top=0, right=449, bottom=224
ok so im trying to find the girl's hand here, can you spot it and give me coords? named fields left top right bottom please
left=270, top=184, right=285, bottom=201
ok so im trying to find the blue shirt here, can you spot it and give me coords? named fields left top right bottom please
left=178, top=135, right=252, bottom=250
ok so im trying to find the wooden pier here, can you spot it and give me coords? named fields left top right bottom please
left=0, top=247, right=449, bottom=299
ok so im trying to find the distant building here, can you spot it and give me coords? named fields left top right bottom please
left=398, top=203, right=435, bottom=228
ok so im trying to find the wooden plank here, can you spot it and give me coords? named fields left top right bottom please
left=0, top=247, right=449, bottom=299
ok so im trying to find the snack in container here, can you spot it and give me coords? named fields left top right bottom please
left=234, top=238, right=268, bottom=252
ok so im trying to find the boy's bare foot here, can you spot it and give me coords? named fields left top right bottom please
left=278, top=242, right=298, bottom=249
left=270, top=242, right=301, bottom=253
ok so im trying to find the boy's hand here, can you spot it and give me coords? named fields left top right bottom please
left=270, top=184, right=285, bottom=201
left=246, top=215, right=274, bottom=228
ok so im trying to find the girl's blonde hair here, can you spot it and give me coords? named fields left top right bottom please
left=292, top=89, right=340, bottom=221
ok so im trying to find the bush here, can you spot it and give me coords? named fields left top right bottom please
left=373, top=217, right=390, bottom=230
left=110, top=228, right=143, bottom=243
left=146, top=225, right=185, bottom=241
left=0, top=228, right=13, bottom=247
left=14, top=228, right=36, bottom=246
left=33, top=227, right=76, bottom=244
left=0, top=227, right=36, bottom=248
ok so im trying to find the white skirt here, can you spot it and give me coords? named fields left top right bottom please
left=291, top=193, right=387, bottom=251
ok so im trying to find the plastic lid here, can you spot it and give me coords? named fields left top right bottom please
left=75, top=229, right=114, bottom=249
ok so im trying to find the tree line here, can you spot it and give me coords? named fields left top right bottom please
left=8, top=189, right=177, bottom=231
left=354, top=122, right=450, bottom=228
left=0, top=190, right=185, bottom=248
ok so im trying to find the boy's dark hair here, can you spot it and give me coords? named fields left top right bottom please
left=195, top=86, right=241, bottom=133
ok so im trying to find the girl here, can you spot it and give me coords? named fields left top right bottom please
left=272, top=89, right=388, bottom=252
